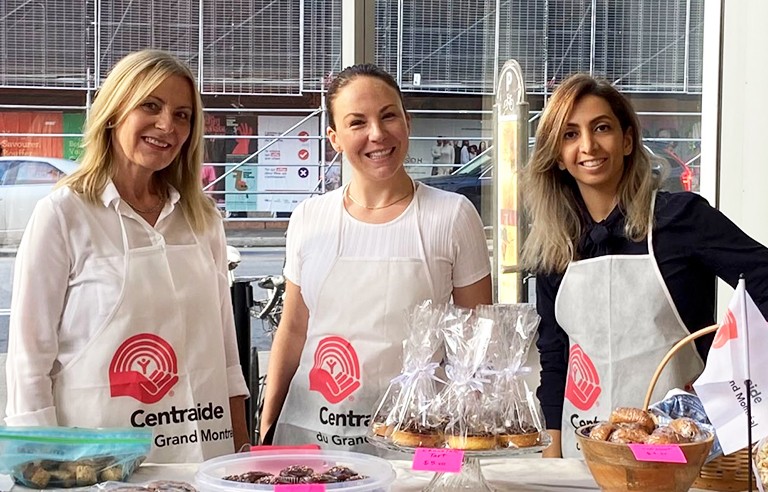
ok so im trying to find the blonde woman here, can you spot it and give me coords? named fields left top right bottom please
left=5, top=50, right=249, bottom=462
left=521, top=73, right=768, bottom=458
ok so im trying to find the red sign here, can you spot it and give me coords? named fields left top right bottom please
left=298, top=149, right=310, bottom=161
left=298, top=130, right=310, bottom=142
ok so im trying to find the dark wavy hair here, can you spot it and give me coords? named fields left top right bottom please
left=326, top=64, right=406, bottom=130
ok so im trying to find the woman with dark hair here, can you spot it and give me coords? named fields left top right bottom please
left=260, top=63, right=492, bottom=451
left=521, top=73, right=768, bottom=458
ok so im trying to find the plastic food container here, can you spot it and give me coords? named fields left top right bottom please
left=0, top=426, right=152, bottom=489
left=196, top=450, right=396, bottom=491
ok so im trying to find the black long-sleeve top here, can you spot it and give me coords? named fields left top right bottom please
left=536, top=191, right=768, bottom=430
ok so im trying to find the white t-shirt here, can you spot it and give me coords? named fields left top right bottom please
left=4, top=182, right=249, bottom=426
left=284, top=183, right=490, bottom=313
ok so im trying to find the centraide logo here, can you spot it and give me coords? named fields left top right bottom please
left=109, top=333, right=179, bottom=404
left=309, top=336, right=361, bottom=404
left=712, top=309, right=738, bottom=349
left=565, top=344, right=601, bottom=411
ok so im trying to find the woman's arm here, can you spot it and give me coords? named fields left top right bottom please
left=259, top=280, right=309, bottom=440
left=450, top=196, right=492, bottom=307
left=5, top=198, right=69, bottom=425
left=535, top=272, right=569, bottom=458
left=209, top=220, right=251, bottom=445
left=453, top=275, right=492, bottom=308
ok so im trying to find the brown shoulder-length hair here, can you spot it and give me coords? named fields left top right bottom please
left=520, top=73, right=657, bottom=274
left=59, top=49, right=218, bottom=233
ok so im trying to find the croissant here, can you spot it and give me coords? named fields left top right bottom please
left=646, top=426, right=681, bottom=445
left=609, top=407, right=656, bottom=433
left=668, top=417, right=701, bottom=441
left=589, top=422, right=615, bottom=441
left=608, top=425, right=650, bottom=444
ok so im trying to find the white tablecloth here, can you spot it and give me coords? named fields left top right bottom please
left=2, top=458, right=717, bottom=492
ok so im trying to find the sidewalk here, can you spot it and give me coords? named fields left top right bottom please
left=225, top=220, right=287, bottom=248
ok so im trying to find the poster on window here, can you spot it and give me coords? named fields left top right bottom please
left=256, top=115, right=319, bottom=213
left=0, top=112, right=63, bottom=158
left=495, top=60, right=528, bottom=304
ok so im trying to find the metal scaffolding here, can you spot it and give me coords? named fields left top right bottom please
left=0, top=0, right=703, bottom=95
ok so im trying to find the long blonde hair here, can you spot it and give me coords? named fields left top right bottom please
left=60, top=49, right=217, bottom=233
left=520, top=73, right=657, bottom=274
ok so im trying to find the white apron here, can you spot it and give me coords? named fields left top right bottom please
left=274, top=185, right=435, bottom=454
left=52, top=206, right=234, bottom=463
left=555, top=199, right=704, bottom=458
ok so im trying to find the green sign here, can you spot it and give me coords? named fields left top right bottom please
left=63, top=113, right=85, bottom=161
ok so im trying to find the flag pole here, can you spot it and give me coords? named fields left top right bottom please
left=739, top=275, right=754, bottom=492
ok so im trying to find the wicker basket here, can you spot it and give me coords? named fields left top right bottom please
left=642, top=324, right=756, bottom=492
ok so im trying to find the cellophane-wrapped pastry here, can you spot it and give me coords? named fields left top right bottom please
left=433, top=306, right=498, bottom=450
left=368, top=301, right=446, bottom=447
left=477, top=304, right=549, bottom=449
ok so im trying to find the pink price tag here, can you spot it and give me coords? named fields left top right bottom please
left=274, top=485, right=326, bottom=492
left=412, top=448, right=464, bottom=473
left=628, top=444, right=688, bottom=464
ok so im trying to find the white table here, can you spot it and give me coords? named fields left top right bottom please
left=3, top=458, right=717, bottom=492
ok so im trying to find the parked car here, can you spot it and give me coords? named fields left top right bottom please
left=417, top=144, right=692, bottom=224
left=0, top=156, right=79, bottom=245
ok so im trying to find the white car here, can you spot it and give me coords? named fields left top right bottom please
left=0, top=156, right=79, bottom=246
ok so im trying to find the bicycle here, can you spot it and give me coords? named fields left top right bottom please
left=227, top=246, right=286, bottom=443
left=248, top=274, right=285, bottom=444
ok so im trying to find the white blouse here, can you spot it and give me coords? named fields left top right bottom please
left=4, top=182, right=249, bottom=425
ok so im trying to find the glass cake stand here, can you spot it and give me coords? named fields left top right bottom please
left=367, top=434, right=550, bottom=492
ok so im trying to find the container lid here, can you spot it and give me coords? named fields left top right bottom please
left=196, top=449, right=396, bottom=491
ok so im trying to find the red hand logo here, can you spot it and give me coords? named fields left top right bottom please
left=712, top=309, right=738, bottom=349
left=564, top=344, right=602, bottom=411
left=109, top=334, right=179, bottom=404
left=308, top=336, right=361, bottom=404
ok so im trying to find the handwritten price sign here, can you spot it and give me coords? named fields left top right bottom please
left=412, top=448, right=464, bottom=473
left=628, top=444, right=688, bottom=464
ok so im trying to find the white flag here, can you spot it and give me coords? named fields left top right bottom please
left=693, top=279, right=768, bottom=455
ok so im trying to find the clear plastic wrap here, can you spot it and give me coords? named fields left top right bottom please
left=369, top=300, right=446, bottom=447
left=477, top=304, right=548, bottom=449
left=756, top=436, right=768, bottom=492
left=0, top=426, right=152, bottom=489
left=648, top=388, right=722, bottom=461
left=437, top=305, right=497, bottom=450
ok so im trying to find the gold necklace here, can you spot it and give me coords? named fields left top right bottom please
left=346, top=180, right=415, bottom=210
left=122, top=196, right=165, bottom=214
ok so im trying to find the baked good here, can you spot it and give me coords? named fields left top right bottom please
left=588, top=422, right=615, bottom=441
left=668, top=417, right=700, bottom=441
left=371, top=421, right=392, bottom=437
left=446, top=434, right=497, bottom=450
left=390, top=422, right=442, bottom=447
left=497, top=432, right=540, bottom=448
left=391, top=429, right=442, bottom=447
left=609, top=407, right=656, bottom=433
left=608, top=425, right=650, bottom=444
left=646, top=426, right=681, bottom=445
